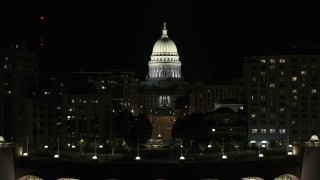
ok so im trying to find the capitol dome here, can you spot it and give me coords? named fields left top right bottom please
left=151, top=22, right=179, bottom=57
left=147, top=22, right=182, bottom=81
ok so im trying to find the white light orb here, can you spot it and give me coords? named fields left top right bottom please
left=259, top=153, right=264, bottom=157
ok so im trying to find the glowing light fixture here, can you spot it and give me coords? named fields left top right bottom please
left=259, top=153, right=264, bottom=157
left=54, top=138, right=60, bottom=159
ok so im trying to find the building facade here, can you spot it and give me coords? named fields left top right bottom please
left=189, top=82, right=243, bottom=113
left=32, top=70, right=140, bottom=148
left=244, top=55, right=320, bottom=146
left=0, top=46, right=38, bottom=144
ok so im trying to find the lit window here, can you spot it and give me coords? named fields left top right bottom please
left=280, top=108, right=285, bottom=112
left=311, top=89, right=317, bottom=94
left=57, top=106, right=61, bottom=110
left=270, top=83, right=275, bottom=88
left=270, top=59, right=275, bottom=63
left=260, top=59, right=266, bottom=63
left=251, top=129, right=257, bottom=133
left=293, top=96, right=298, bottom=100
left=280, top=71, right=285, bottom=76
left=251, top=114, right=256, bottom=118
left=292, top=89, right=298, bottom=94
left=279, top=129, right=286, bottom=134
left=4, top=57, right=8, bottom=60
left=4, top=65, right=8, bottom=69
left=302, top=83, right=305, bottom=87
left=261, top=129, right=267, bottom=133
left=270, top=129, right=275, bottom=133
left=291, top=121, right=296, bottom=125
left=252, top=77, right=256, bottom=81
left=261, top=71, right=266, bottom=75
left=301, top=71, right=307, bottom=75
left=292, top=77, right=297, bottom=81
left=279, top=59, right=285, bottom=63
left=261, top=96, right=265, bottom=100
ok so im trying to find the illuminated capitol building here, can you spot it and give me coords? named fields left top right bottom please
left=139, top=22, right=190, bottom=109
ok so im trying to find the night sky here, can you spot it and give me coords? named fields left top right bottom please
left=2, top=1, right=320, bottom=82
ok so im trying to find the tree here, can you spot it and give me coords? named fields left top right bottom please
left=109, top=138, right=120, bottom=154
left=121, top=140, right=131, bottom=154
left=113, top=109, right=133, bottom=139
left=77, top=139, right=87, bottom=154
left=171, top=112, right=209, bottom=147
left=231, top=136, right=244, bottom=153
left=125, top=113, right=152, bottom=148
left=198, top=142, right=207, bottom=156
left=113, top=109, right=152, bottom=149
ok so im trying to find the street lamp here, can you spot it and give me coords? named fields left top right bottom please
left=54, top=138, right=60, bottom=158
left=221, top=143, right=227, bottom=159
left=23, top=136, right=29, bottom=156
left=92, top=139, right=98, bottom=160
left=258, top=143, right=264, bottom=158
left=179, top=139, right=185, bottom=160
left=135, top=139, right=141, bottom=160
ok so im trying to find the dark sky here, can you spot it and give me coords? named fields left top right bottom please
left=2, top=1, right=320, bottom=82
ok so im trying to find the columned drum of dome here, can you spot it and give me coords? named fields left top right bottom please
left=147, top=22, right=182, bottom=81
